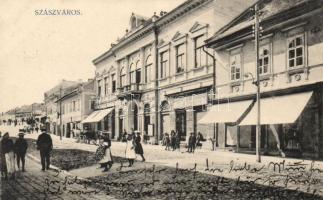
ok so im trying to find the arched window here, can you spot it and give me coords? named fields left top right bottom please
left=135, top=60, right=141, bottom=84
left=120, top=66, right=126, bottom=87
left=145, top=55, right=152, bottom=83
left=129, top=63, right=136, bottom=84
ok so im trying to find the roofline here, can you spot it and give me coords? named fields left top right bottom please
left=205, top=0, right=260, bottom=45
left=92, top=0, right=212, bottom=66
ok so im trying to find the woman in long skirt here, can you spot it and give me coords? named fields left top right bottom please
left=134, top=132, right=145, bottom=162
left=98, top=133, right=113, bottom=172
left=125, top=134, right=136, bottom=167
left=1, top=132, right=15, bottom=179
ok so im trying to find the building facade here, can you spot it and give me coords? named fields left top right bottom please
left=92, top=0, right=255, bottom=143
left=44, top=80, right=81, bottom=134
left=204, top=0, right=323, bottom=159
left=56, top=80, right=96, bottom=137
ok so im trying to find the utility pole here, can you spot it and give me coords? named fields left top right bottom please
left=254, top=3, right=261, bottom=163
left=59, top=87, right=63, bottom=140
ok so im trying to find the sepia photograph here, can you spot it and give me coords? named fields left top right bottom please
left=1, top=0, right=323, bottom=199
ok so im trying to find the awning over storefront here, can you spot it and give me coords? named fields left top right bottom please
left=239, top=91, right=313, bottom=126
left=198, top=100, right=254, bottom=124
left=81, top=108, right=113, bottom=123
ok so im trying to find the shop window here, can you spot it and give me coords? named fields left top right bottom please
left=288, top=34, right=304, bottom=68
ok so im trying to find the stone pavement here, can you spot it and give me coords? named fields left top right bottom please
left=0, top=154, right=116, bottom=200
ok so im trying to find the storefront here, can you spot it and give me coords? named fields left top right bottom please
left=199, top=82, right=323, bottom=159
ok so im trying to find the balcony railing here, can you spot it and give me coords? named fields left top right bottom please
left=117, top=83, right=143, bottom=99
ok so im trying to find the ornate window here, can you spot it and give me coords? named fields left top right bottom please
left=194, top=35, right=207, bottom=68
left=160, top=51, right=168, bottom=78
left=230, top=54, right=241, bottom=81
left=111, top=74, right=116, bottom=93
left=259, top=45, right=270, bottom=75
left=135, top=60, right=141, bottom=84
left=129, top=63, right=136, bottom=84
left=104, top=77, right=108, bottom=95
left=176, top=44, right=185, bottom=73
left=145, top=55, right=152, bottom=83
left=120, top=67, right=126, bottom=87
left=97, top=80, right=102, bottom=96
left=288, top=34, right=304, bottom=68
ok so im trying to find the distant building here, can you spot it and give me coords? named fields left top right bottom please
left=91, top=0, right=255, bottom=143
left=205, top=0, right=323, bottom=159
left=56, top=79, right=95, bottom=138
left=44, top=80, right=81, bottom=134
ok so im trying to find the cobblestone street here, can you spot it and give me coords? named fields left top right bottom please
left=1, top=125, right=323, bottom=199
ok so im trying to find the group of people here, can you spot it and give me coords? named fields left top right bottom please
left=163, top=131, right=205, bottom=153
left=0, top=128, right=53, bottom=180
left=0, top=132, right=28, bottom=179
left=163, top=130, right=181, bottom=151
left=96, top=128, right=146, bottom=172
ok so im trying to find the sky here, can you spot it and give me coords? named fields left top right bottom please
left=0, top=0, right=185, bottom=113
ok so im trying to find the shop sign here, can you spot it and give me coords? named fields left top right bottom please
left=172, top=93, right=207, bottom=109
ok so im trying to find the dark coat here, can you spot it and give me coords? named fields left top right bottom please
left=134, top=135, right=143, bottom=155
left=188, top=135, right=196, bottom=146
left=14, top=138, right=28, bottom=154
left=0, top=138, right=13, bottom=172
left=1, top=138, right=14, bottom=154
left=37, top=132, right=53, bottom=153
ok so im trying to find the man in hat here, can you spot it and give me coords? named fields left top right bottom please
left=14, top=132, right=28, bottom=172
left=36, top=128, right=53, bottom=171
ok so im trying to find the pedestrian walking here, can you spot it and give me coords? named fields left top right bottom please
left=164, top=133, right=170, bottom=150
left=98, top=133, right=113, bottom=172
left=1, top=132, right=16, bottom=179
left=187, top=132, right=196, bottom=153
left=14, top=132, right=28, bottom=172
left=175, top=131, right=181, bottom=150
left=170, top=131, right=176, bottom=151
left=36, top=128, right=53, bottom=171
left=134, top=132, right=145, bottom=162
left=196, top=132, right=204, bottom=149
left=122, top=129, right=128, bottom=142
left=125, top=134, right=136, bottom=167
left=35, top=126, right=39, bottom=133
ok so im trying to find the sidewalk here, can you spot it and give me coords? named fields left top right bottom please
left=0, top=154, right=116, bottom=200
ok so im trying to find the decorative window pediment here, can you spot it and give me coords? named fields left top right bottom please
left=189, top=22, right=208, bottom=33
left=172, top=31, right=186, bottom=42
left=157, top=39, right=166, bottom=48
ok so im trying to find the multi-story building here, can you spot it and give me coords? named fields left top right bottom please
left=44, top=80, right=81, bottom=134
left=56, top=79, right=95, bottom=137
left=204, top=0, right=323, bottom=159
left=91, top=0, right=255, bottom=143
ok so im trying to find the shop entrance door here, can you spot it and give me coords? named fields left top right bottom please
left=176, top=109, right=186, bottom=141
